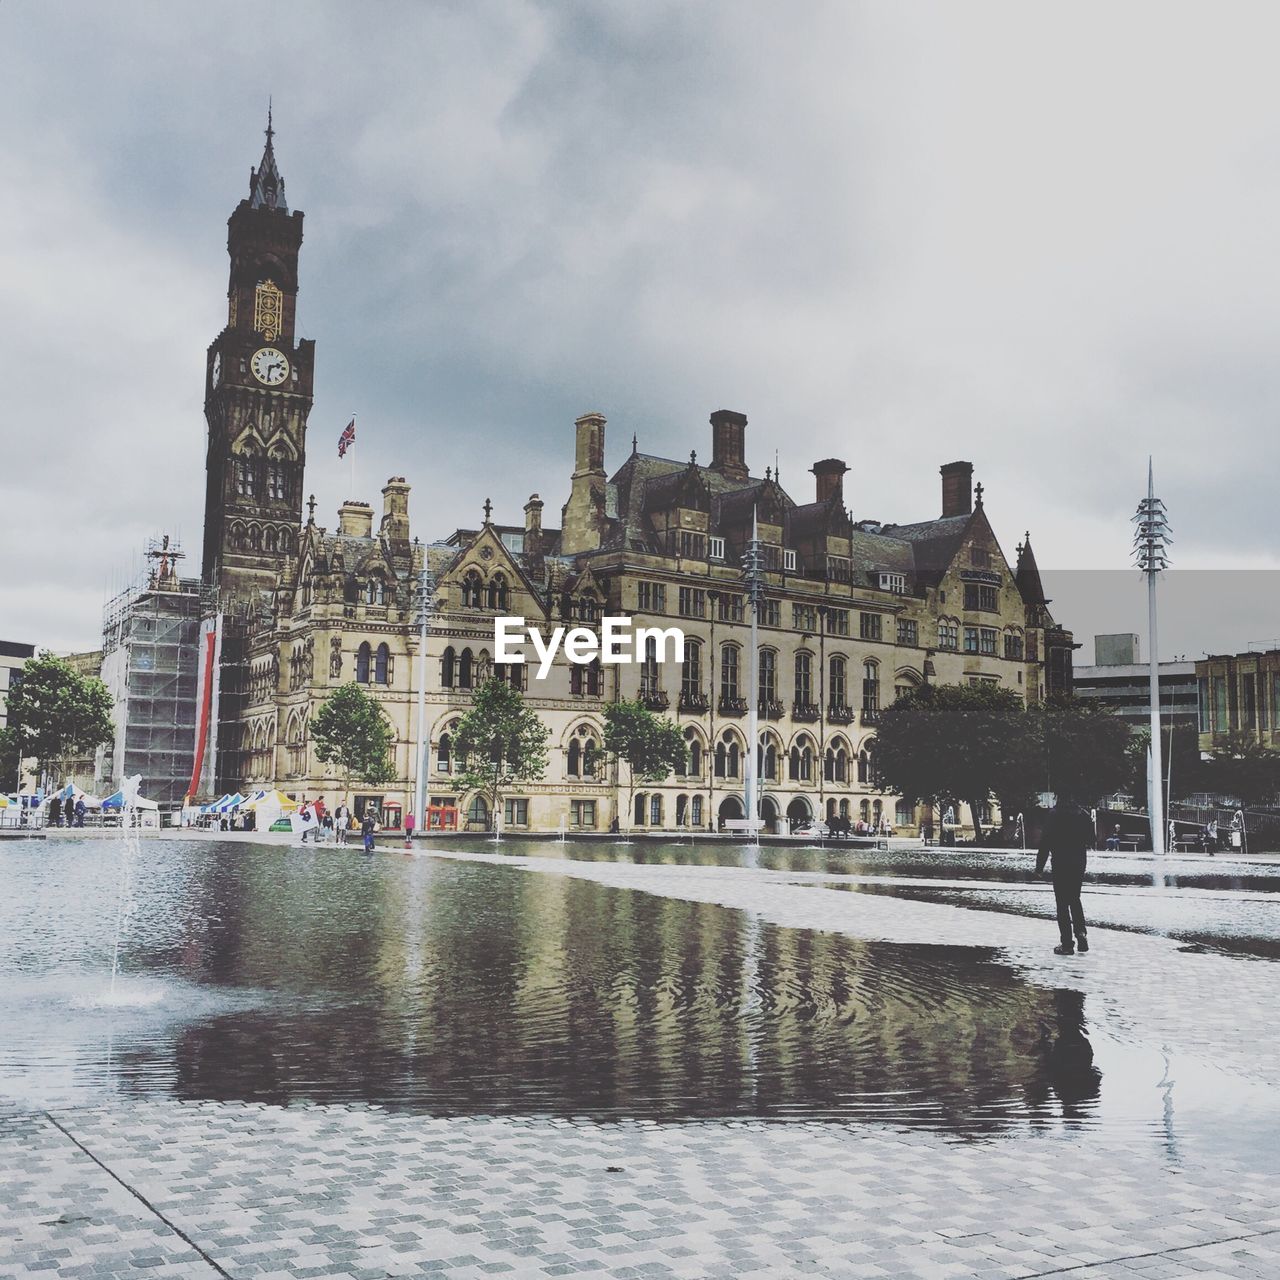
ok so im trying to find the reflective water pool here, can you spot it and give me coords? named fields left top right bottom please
left=1, top=837, right=1274, bottom=1163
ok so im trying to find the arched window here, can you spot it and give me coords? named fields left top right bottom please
left=720, top=644, right=740, bottom=701
left=857, top=745, right=873, bottom=784
left=649, top=794, right=663, bottom=827
left=463, top=571, right=484, bottom=609
left=691, top=795, right=704, bottom=826
left=264, top=526, right=278, bottom=553
left=475, top=649, right=492, bottom=684
left=375, top=642, right=390, bottom=684
left=567, top=738, right=581, bottom=777
left=789, top=735, right=813, bottom=781
left=437, top=732, right=452, bottom=773
left=640, top=635, right=660, bottom=697
left=279, top=529, right=293, bottom=555
left=690, top=737, right=702, bottom=776
left=441, top=646, right=456, bottom=688
left=681, top=639, right=702, bottom=699
left=366, top=578, right=385, bottom=605
left=578, top=596, right=597, bottom=622
left=458, top=648, right=473, bottom=689
left=489, top=575, right=509, bottom=610
left=862, top=661, right=880, bottom=712
left=759, top=648, right=777, bottom=704
left=356, top=641, right=371, bottom=683
left=715, top=741, right=726, bottom=777
left=758, top=737, right=778, bottom=781
left=727, top=738, right=740, bottom=778
left=676, top=795, right=688, bottom=827
left=829, top=655, right=847, bottom=708
left=859, top=799, right=871, bottom=823
left=794, top=651, right=812, bottom=704
left=248, top=524, right=262, bottom=551
left=586, top=658, right=603, bottom=697
left=634, top=793, right=646, bottom=825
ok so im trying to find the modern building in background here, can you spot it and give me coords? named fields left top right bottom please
left=1073, top=633, right=1198, bottom=732
left=1197, top=648, right=1280, bottom=752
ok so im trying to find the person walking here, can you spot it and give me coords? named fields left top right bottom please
left=360, top=811, right=376, bottom=854
left=1036, top=798, right=1093, bottom=955
left=334, top=801, right=349, bottom=845
left=403, top=810, right=416, bottom=849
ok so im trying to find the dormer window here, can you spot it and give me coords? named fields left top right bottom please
left=783, top=549, right=798, bottom=572
left=709, top=536, right=725, bottom=561
left=879, top=571, right=906, bottom=594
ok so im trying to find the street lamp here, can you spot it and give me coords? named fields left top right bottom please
left=1132, top=459, right=1172, bottom=857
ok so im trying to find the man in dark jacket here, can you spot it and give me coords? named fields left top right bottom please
left=1036, top=799, right=1093, bottom=955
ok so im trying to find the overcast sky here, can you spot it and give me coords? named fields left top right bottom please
left=2, top=1, right=1276, bottom=659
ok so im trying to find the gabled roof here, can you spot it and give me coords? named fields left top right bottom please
left=877, top=514, right=972, bottom=583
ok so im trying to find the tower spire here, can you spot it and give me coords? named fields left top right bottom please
left=249, top=101, right=288, bottom=212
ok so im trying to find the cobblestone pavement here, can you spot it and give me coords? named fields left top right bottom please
left=5, top=850, right=1279, bottom=1279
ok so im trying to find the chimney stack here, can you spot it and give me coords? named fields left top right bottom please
left=380, top=476, right=411, bottom=544
left=561, top=413, right=608, bottom=555
left=940, top=461, right=974, bottom=518
left=709, top=409, right=749, bottom=483
left=811, top=458, right=848, bottom=504
left=338, top=500, right=374, bottom=538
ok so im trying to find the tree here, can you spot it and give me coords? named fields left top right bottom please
left=602, top=699, right=688, bottom=829
left=312, top=683, right=395, bottom=790
left=1026, top=696, right=1132, bottom=809
left=453, top=677, right=549, bottom=830
left=872, top=682, right=1033, bottom=838
left=3, top=652, right=114, bottom=784
left=0, top=727, right=22, bottom=792
left=1203, top=731, right=1280, bottom=807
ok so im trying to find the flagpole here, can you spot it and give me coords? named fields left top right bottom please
left=349, top=413, right=356, bottom=499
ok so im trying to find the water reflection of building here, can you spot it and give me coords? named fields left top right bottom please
left=164, top=858, right=1070, bottom=1134
left=187, top=121, right=1075, bottom=831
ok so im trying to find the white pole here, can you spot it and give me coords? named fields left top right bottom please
left=1145, top=461, right=1166, bottom=858
left=412, top=558, right=430, bottom=838
left=744, top=506, right=761, bottom=832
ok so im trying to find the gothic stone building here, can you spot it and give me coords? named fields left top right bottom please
left=201, top=127, right=1074, bottom=832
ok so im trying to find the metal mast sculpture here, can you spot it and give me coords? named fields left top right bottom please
left=1132, top=459, right=1172, bottom=856
left=412, top=545, right=437, bottom=837
left=741, top=506, right=766, bottom=830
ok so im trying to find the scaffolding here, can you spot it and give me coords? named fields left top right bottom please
left=100, top=536, right=203, bottom=807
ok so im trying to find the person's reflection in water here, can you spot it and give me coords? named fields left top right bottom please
left=1027, top=989, right=1101, bottom=1121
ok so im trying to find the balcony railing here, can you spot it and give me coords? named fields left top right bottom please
left=717, top=694, right=750, bottom=717
left=758, top=698, right=785, bottom=720
left=639, top=689, right=669, bottom=711
left=861, top=706, right=881, bottom=725
left=678, top=690, right=710, bottom=714
left=792, top=701, right=821, bottom=723
left=827, top=704, right=855, bottom=725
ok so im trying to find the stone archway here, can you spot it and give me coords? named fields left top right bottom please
left=786, top=795, right=812, bottom=830
left=759, top=796, right=779, bottom=834
left=717, top=795, right=744, bottom=830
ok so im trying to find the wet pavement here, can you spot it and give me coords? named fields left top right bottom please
left=2, top=833, right=1279, bottom=1277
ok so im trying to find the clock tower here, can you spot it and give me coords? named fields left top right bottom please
left=202, top=110, right=315, bottom=605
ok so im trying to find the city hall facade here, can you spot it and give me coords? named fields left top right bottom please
left=194, top=125, right=1075, bottom=833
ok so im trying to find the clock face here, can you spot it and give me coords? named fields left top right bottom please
left=250, top=347, right=290, bottom=386
left=211, top=351, right=222, bottom=388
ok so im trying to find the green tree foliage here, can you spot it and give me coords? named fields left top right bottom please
left=873, top=682, right=1032, bottom=836
left=453, top=677, right=549, bottom=830
left=0, top=727, right=23, bottom=792
left=602, top=699, right=688, bottom=828
left=1203, top=730, right=1280, bottom=807
left=312, top=683, right=395, bottom=786
left=3, top=652, right=114, bottom=782
left=874, top=685, right=1133, bottom=836
left=1028, top=696, right=1133, bottom=807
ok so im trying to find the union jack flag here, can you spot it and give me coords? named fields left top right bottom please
left=337, top=418, right=355, bottom=457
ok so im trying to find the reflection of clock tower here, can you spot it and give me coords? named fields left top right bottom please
left=201, top=111, right=315, bottom=605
